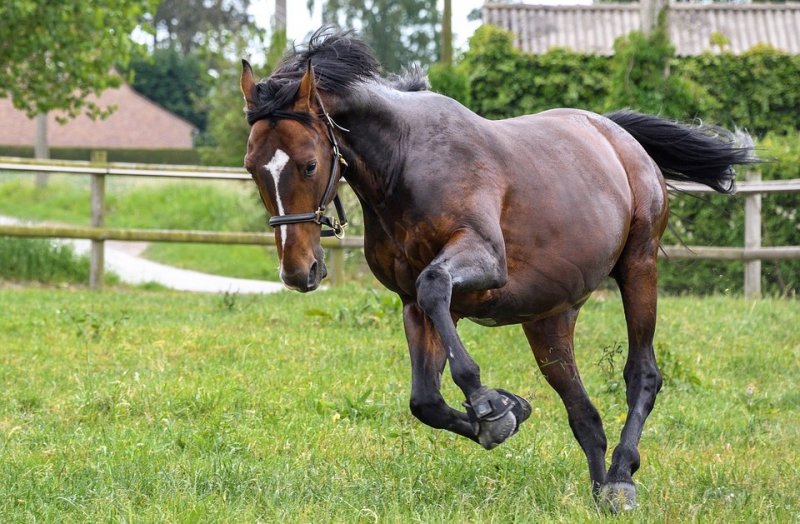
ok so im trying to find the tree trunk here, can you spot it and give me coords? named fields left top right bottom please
left=35, top=113, right=49, bottom=189
left=274, top=0, right=286, bottom=31
left=441, top=0, right=452, bottom=66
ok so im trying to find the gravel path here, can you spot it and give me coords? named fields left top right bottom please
left=1, top=216, right=284, bottom=294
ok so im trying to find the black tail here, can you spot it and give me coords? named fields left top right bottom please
left=605, top=110, right=759, bottom=194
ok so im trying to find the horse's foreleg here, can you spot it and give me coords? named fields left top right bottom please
left=522, top=308, right=608, bottom=495
left=603, top=244, right=663, bottom=512
left=402, top=301, right=477, bottom=441
left=415, top=230, right=530, bottom=449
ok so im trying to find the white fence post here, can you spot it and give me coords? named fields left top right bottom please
left=744, top=171, right=762, bottom=299
left=89, top=151, right=107, bottom=290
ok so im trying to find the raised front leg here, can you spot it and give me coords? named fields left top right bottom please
left=415, top=229, right=530, bottom=449
left=402, top=301, right=477, bottom=441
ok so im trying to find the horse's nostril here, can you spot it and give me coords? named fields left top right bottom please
left=308, top=261, right=318, bottom=287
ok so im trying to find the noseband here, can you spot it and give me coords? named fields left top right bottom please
left=263, top=95, right=348, bottom=238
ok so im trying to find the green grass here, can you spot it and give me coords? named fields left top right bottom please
left=0, top=286, right=798, bottom=521
left=144, top=243, right=281, bottom=281
left=0, top=175, right=264, bottom=230
left=0, top=237, right=119, bottom=286
left=0, top=175, right=274, bottom=279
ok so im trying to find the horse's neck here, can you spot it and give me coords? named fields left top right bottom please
left=331, top=88, right=410, bottom=208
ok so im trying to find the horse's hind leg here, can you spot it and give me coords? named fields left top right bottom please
left=522, top=307, right=608, bottom=495
left=402, top=301, right=476, bottom=441
left=602, top=230, right=664, bottom=512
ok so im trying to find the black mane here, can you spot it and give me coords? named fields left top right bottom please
left=246, top=27, right=428, bottom=126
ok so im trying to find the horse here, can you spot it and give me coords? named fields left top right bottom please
left=239, top=28, right=757, bottom=511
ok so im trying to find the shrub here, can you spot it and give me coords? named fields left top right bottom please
left=0, top=237, right=117, bottom=285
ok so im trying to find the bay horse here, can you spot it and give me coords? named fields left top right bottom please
left=239, top=29, right=756, bottom=511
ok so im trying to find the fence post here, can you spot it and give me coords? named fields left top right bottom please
left=89, top=151, right=107, bottom=290
left=328, top=246, right=345, bottom=287
left=744, top=171, right=761, bottom=299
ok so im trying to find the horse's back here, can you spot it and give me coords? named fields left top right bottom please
left=455, top=108, right=665, bottom=321
left=392, top=101, right=665, bottom=320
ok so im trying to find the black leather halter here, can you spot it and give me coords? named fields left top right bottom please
left=266, top=95, right=348, bottom=238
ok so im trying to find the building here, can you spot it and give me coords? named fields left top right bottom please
left=0, top=81, right=195, bottom=151
left=482, top=2, right=800, bottom=56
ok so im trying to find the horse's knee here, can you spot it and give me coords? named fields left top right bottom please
left=415, top=266, right=452, bottom=315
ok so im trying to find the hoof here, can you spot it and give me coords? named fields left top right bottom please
left=599, top=482, right=637, bottom=513
left=465, top=388, right=531, bottom=450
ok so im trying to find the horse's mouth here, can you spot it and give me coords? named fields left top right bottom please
left=281, top=258, right=327, bottom=292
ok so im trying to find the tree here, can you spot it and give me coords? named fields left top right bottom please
left=125, top=47, right=212, bottom=131
left=149, top=0, right=258, bottom=64
left=308, top=0, right=439, bottom=72
left=128, top=0, right=262, bottom=136
left=199, top=29, right=288, bottom=166
left=0, top=0, right=156, bottom=118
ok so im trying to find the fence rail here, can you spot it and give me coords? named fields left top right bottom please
left=2, top=155, right=799, bottom=297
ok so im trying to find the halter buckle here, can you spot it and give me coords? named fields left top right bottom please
left=332, top=220, right=346, bottom=239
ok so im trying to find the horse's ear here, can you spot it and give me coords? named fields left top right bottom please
left=296, top=61, right=319, bottom=112
left=240, top=59, right=257, bottom=111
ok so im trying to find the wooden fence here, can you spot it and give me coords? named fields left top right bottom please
left=1, top=155, right=799, bottom=298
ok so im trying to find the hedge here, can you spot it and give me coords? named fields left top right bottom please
left=453, top=25, right=800, bottom=138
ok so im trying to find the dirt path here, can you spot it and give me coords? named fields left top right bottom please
left=1, top=216, right=284, bottom=294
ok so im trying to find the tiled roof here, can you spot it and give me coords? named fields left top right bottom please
left=0, top=82, right=196, bottom=149
left=482, top=3, right=800, bottom=55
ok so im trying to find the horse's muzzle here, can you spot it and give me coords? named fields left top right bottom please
left=280, top=258, right=326, bottom=292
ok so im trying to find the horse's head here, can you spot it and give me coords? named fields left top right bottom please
left=241, top=60, right=346, bottom=292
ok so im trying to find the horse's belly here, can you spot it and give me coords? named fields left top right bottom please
left=453, top=216, right=629, bottom=324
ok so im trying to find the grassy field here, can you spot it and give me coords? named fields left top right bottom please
left=0, top=174, right=284, bottom=280
left=1, top=285, right=798, bottom=522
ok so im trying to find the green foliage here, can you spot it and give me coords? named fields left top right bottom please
left=675, top=46, right=800, bottom=136
left=125, top=47, right=213, bottom=131
left=199, top=30, right=288, bottom=167
left=605, top=11, right=712, bottom=119
left=0, top=237, right=117, bottom=285
left=459, top=25, right=800, bottom=136
left=148, top=0, right=259, bottom=59
left=459, top=26, right=608, bottom=119
left=129, top=1, right=263, bottom=150
left=311, top=0, right=440, bottom=73
left=428, top=63, right=469, bottom=107
left=0, top=0, right=157, bottom=118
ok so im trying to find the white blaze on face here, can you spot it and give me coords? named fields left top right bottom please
left=265, top=149, right=291, bottom=252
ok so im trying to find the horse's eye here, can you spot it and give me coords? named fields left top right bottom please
left=305, top=161, right=317, bottom=176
